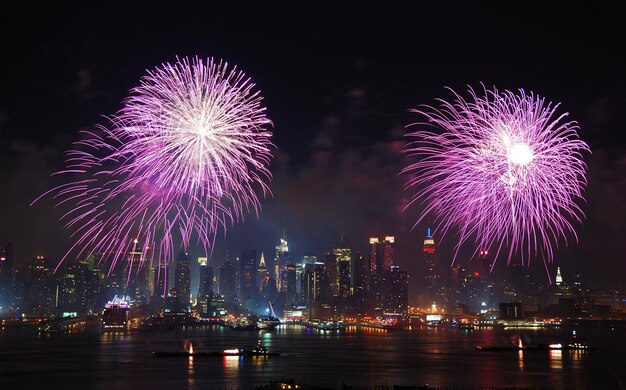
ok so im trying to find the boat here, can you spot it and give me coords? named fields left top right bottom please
left=477, top=331, right=596, bottom=351
left=476, top=342, right=595, bottom=351
left=101, top=296, right=130, bottom=331
left=153, top=345, right=279, bottom=358
left=257, top=316, right=281, bottom=330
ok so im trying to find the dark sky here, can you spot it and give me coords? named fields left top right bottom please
left=1, top=3, right=625, bottom=291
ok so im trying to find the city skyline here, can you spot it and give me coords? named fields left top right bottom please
left=1, top=3, right=625, bottom=292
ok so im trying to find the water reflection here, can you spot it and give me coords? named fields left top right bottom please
left=549, top=349, right=562, bottom=370
left=187, top=355, right=195, bottom=389
left=518, top=350, right=524, bottom=370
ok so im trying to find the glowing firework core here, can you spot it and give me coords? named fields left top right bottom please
left=508, top=143, right=534, bottom=166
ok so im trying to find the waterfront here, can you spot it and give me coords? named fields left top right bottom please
left=1, top=323, right=625, bottom=389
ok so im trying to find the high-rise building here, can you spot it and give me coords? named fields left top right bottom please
left=323, top=251, right=337, bottom=296
left=302, top=262, right=331, bottom=320
left=174, top=251, right=191, bottom=308
left=26, top=256, right=56, bottom=316
left=333, top=238, right=352, bottom=298
left=257, top=252, right=268, bottom=287
left=353, top=251, right=368, bottom=313
left=423, top=228, right=441, bottom=306
left=274, top=235, right=289, bottom=291
left=126, top=241, right=150, bottom=305
left=283, top=263, right=297, bottom=305
left=240, top=250, right=257, bottom=304
left=385, top=265, right=408, bottom=315
left=152, top=261, right=167, bottom=306
left=369, top=237, right=381, bottom=278
left=58, top=263, right=79, bottom=313
left=197, top=257, right=214, bottom=298
left=382, top=236, right=395, bottom=272
left=0, top=243, right=12, bottom=284
left=219, top=254, right=236, bottom=303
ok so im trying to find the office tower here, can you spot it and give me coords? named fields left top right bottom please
left=152, top=261, right=167, bottom=305
left=274, top=235, right=289, bottom=290
left=385, top=265, right=408, bottom=315
left=257, top=251, right=268, bottom=287
left=423, top=227, right=441, bottom=305
left=382, top=236, right=395, bottom=272
left=283, top=263, right=297, bottom=305
left=240, top=250, right=257, bottom=304
left=126, top=242, right=150, bottom=305
left=58, top=263, right=78, bottom=313
left=333, top=238, right=352, bottom=298
left=555, top=266, right=563, bottom=286
left=197, top=257, right=214, bottom=298
left=219, top=254, right=236, bottom=303
left=353, top=251, right=368, bottom=313
left=369, top=237, right=382, bottom=278
left=302, top=262, right=331, bottom=320
left=174, top=251, right=191, bottom=308
left=323, top=251, right=337, bottom=296
left=26, top=256, right=56, bottom=316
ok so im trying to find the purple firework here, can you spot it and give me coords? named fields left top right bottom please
left=35, top=57, right=273, bottom=277
left=402, top=86, right=589, bottom=276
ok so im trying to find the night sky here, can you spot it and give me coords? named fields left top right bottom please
left=1, top=3, right=625, bottom=291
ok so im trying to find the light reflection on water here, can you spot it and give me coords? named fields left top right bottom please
left=0, top=324, right=624, bottom=388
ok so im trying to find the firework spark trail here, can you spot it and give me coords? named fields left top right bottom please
left=34, top=57, right=273, bottom=282
left=402, top=86, right=589, bottom=276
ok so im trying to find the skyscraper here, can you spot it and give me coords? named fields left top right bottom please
left=152, top=261, right=167, bottom=306
left=257, top=251, right=268, bottom=287
left=385, top=265, right=408, bottom=315
left=382, top=236, right=395, bottom=272
left=333, top=238, right=352, bottom=298
left=219, top=254, right=236, bottom=303
left=240, top=250, right=257, bottom=305
left=423, top=228, right=441, bottom=306
left=369, top=237, right=381, bottom=278
left=274, top=235, right=289, bottom=291
left=174, top=251, right=191, bottom=308
left=197, top=257, right=214, bottom=298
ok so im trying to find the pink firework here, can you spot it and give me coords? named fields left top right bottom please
left=35, top=57, right=273, bottom=277
left=402, top=86, right=589, bottom=275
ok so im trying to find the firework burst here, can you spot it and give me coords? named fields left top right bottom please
left=403, top=86, right=589, bottom=275
left=35, top=57, right=273, bottom=276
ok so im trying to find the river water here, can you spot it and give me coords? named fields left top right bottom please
left=1, top=323, right=625, bottom=389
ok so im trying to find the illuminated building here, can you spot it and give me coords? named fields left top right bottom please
left=26, top=256, right=56, bottom=316
left=323, top=251, right=337, bottom=296
left=126, top=241, right=150, bottom=305
left=174, top=251, right=191, bottom=309
left=152, top=261, right=167, bottom=306
left=499, top=302, right=523, bottom=320
left=302, top=262, right=331, bottom=320
left=353, top=251, right=368, bottom=313
left=240, top=250, right=257, bottom=305
left=274, top=233, right=289, bottom=291
left=197, top=257, right=214, bottom=299
left=283, top=263, right=297, bottom=305
left=257, top=251, right=268, bottom=287
left=555, top=266, right=563, bottom=286
left=369, top=237, right=381, bottom=278
left=0, top=242, right=13, bottom=288
left=333, top=237, right=352, bottom=298
left=423, top=228, right=441, bottom=307
left=382, top=236, right=395, bottom=272
left=219, top=254, right=236, bottom=303
left=384, top=265, right=408, bottom=315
